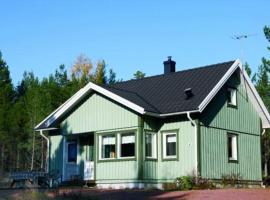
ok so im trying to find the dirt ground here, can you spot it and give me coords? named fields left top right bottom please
left=1, top=188, right=270, bottom=200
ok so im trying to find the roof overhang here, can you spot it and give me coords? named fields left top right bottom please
left=35, top=59, right=270, bottom=131
left=197, top=59, right=270, bottom=128
left=35, top=82, right=145, bottom=130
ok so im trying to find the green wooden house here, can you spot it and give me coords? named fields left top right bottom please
left=35, top=58, right=270, bottom=189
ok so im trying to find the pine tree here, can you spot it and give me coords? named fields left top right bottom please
left=133, top=70, right=145, bottom=79
left=0, top=51, right=14, bottom=172
left=257, top=26, right=270, bottom=177
left=108, top=69, right=116, bottom=85
left=94, top=60, right=107, bottom=84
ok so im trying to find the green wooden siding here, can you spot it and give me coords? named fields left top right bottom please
left=200, top=72, right=260, bottom=135
left=49, top=135, right=63, bottom=174
left=143, top=117, right=195, bottom=181
left=95, top=128, right=140, bottom=182
left=52, top=91, right=139, bottom=181
left=96, top=161, right=138, bottom=181
left=200, top=128, right=261, bottom=180
left=61, top=92, right=138, bottom=134
left=199, top=71, right=262, bottom=181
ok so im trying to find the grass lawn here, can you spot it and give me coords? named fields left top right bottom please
left=1, top=188, right=270, bottom=200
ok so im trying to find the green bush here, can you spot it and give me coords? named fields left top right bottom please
left=175, top=173, right=215, bottom=190
left=175, top=176, right=194, bottom=190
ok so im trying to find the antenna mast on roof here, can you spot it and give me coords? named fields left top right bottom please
left=231, top=34, right=257, bottom=64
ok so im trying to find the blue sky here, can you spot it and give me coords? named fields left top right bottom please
left=0, top=0, right=269, bottom=85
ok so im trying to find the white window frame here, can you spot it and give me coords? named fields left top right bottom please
left=98, top=131, right=136, bottom=161
left=228, top=133, right=238, bottom=162
left=118, top=132, right=136, bottom=159
left=67, top=140, right=78, bottom=164
left=227, top=87, right=237, bottom=106
left=162, top=131, right=177, bottom=159
left=99, top=134, right=116, bottom=160
left=145, top=132, right=157, bottom=159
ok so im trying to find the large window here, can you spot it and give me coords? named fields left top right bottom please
left=163, top=132, right=177, bottom=159
left=120, top=133, right=135, bottom=157
left=101, top=135, right=116, bottom=159
left=228, top=133, right=238, bottom=162
left=67, top=141, right=77, bottom=163
left=99, top=131, right=136, bottom=160
left=145, top=132, right=157, bottom=159
left=227, top=87, right=237, bottom=106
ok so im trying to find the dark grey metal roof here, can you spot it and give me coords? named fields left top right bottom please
left=101, top=60, right=235, bottom=114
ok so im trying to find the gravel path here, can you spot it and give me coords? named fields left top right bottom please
left=1, top=188, right=270, bottom=200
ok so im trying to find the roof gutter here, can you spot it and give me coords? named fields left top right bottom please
left=145, top=109, right=200, bottom=118
left=187, top=112, right=198, bottom=177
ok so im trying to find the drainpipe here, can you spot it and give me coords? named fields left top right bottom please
left=262, top=128, right=268, bottom=178
left=262, top=129, right=266, bottom=136
left=40, top=130, right=50, bottom=173
left=187, top=112, right=198, bottom=177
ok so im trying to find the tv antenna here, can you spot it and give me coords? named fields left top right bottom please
left=231, top=34, right=257, bottom=64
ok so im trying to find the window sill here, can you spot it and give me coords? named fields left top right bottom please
left=162, top=156, right=178, bottom=161
left=228, top=159, right=238, bottom=163
left=118, top=156, right=135, bottom=160
left=98, top=157, right=136, bottom=163
left=98, top=158, right=116, bottom=162
left=227, top=103, right=237, bottom=108
left=145, top=157, right=158, bottom=161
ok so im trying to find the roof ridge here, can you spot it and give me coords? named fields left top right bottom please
left=106, top=60, right=235, bottom=86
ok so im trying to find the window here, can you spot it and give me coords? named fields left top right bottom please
left=163, top=132, right=177, bottom=159
left=227, top=88, right=237, bottom=106
left=67, top=141, right=77, bottom=163
left=145, top=132, right=157, bottom=159
left=99, top=131, right=136, bottom=160
left=101, top=135, right=116, bottom=159
left=120, top=133, right=135, bottom=157
left=228, top=134, right=238, bottom=162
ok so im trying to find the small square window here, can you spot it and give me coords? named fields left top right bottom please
left=228, top=134, right=238, bottom=162
left=101, top=135, right=116, bottom=159
left=145, top=132, right=157, bottom=159
left=67, top=142, right=77, bottom=163
left=120, top=133, right=135, bottom=158
left=227, top=88, right=237, bottom=106
left=163, top=132, right=177, bottom=159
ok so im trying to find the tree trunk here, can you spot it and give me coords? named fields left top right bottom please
left=0, top=145, right=4, bottom=174
left=16, top=148, right=20, bottom=170
left=41, top=138, right=44, bottom=169
left=265, top=160, right=268, bottom=177
left=31, top=131, right=35, bottom=170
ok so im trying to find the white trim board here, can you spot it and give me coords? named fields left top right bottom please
left=198, top=59, right=241, bottom=112
left=35, top=59, right=270, bottom=130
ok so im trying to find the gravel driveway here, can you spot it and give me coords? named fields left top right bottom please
left=1, top=188, right=270, bottom=200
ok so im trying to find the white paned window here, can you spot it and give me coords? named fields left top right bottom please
left=120, top=133, right=135, bottom=158
left=227, top=88, right=237, bottom=106
left=100, top=135, right=116, bottom=159
left=145, top=132, right=157, bottom=159
left=228, top=134, right=238, bottom=161
left=163, top=132, right=177, bottom=159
